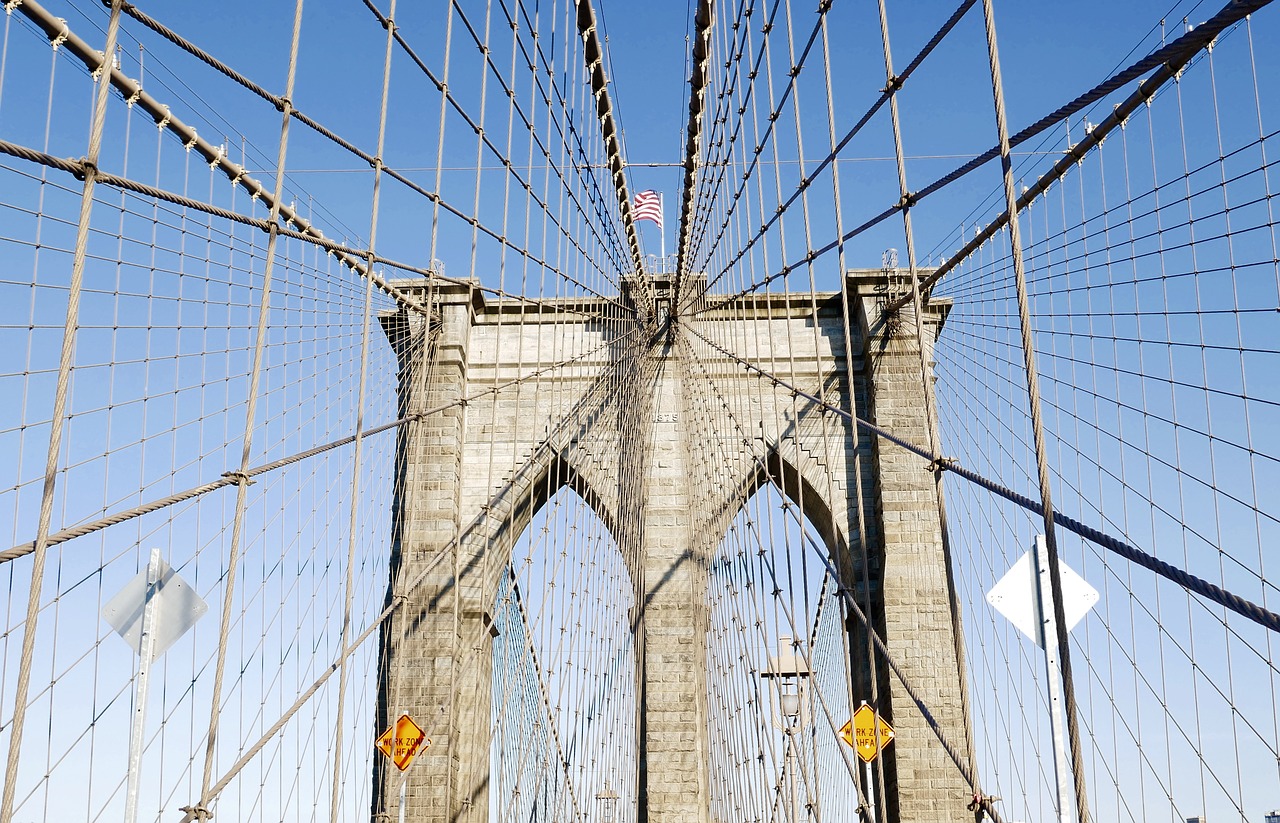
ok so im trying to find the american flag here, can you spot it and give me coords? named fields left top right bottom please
left=633, top=190, right=663, bottom=229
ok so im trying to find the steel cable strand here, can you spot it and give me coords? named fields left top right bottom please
left=0, top=328, right=637, bottom=563
left=676, top=333, right=1002, bottom=823
left=688, top=0, right=976, bottom=300
left=685, top=324, right=1280, bottom=637
left=0, top=136, right=625, bottom=320
left=696, top=0, right=1272, bottom=316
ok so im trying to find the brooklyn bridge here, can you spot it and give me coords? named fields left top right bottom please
left=0, top=0, right=1278, bottom=822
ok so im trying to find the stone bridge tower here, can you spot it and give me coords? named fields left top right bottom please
left=372, top=269, right=971, bottom=823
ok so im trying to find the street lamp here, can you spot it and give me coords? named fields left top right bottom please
left=762, top=636, right=811, bottom=823
left=596, top=782, right=619, bottom=823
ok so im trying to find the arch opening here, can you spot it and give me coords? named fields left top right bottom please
left=705, top=480, right=862, bottom=823
left=490, top=484, right=638, bottom=823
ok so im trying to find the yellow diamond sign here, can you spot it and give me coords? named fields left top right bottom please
left=839, top=704, right=894, bottom=763
left=376, top=714, right=430, bottom=771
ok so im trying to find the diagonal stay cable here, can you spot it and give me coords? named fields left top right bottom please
left=173, top=343, right=646, bottom=822
left=696, top=0, right=1270, bottom=314
left=882, top=0, right=1274, bottom=314
left=691, top=0, right=975, bottom=295
left=19, top=0, right=624, bottom=310
left=684, top=323, right=1280, bottom=636
left=677, top=333, right=1000, bottom=822
left=11, top=0, right=434, bottom=312
left=0, top=329, right=637, bottom=564
left=0, top=137, right=627, bottom=321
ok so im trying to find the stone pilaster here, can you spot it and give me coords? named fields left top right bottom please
left=635, top=340, right=711, bottom=823
left=376, top=282, right=491, bottom=823
left=850, top=272, right=969, bottom=823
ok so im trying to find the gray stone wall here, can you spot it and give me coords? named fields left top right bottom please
left=374, top=270, right=971, bottom=823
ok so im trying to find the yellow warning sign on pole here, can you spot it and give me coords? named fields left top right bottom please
left=839, top=704, right=894, bottom=763
left=376, top=714, right=430, bottom=771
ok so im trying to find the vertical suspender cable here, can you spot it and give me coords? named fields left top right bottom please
left=977, top=2, right=1091, bottom=821
left=0, top=4, right=125, bottom=822
left=329, top=1, right=400, bottom=819
left=187, top=3, right=308, bottom=819
left=873, top=0, right=981, bottom=793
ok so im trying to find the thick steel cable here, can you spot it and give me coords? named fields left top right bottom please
left=977, top=2, right=1091, bottom=820
left=673, top=0, right=713, bottom=293
left=687, top=0, right=974, bottom=300
left=8, top=0, right=438, bottom=315
left=677, top=333, right=997, bottom=822
left=872, top=0, right=982, bottom=798
left=328, top=0, right=398, bottom=816
left=0, top=136, right=630, bottom=324
left=696, top=0, right=1272, bottom=316
left=572, top=0, right=648, bottom=287
left=0, top=5, right=125, bottom=821
left=184, top=5, right=307, bottom=818
left=686, top=325, right=1280, bottom=637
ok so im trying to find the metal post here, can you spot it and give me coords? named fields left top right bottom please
left=1033, top=535, right=1071, bottom=823
left=861, top=759, right=877, bottom=823
left=859, top=701, right=879, bottom=823
left=123, top=548, right=163, bottom=823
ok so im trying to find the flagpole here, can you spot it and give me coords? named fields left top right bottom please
left=660, top=192, right=666, bottom=266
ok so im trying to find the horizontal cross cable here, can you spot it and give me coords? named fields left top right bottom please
left=883, top=0, right=1274, bottom=314
left=694, top=0, right=976, bottom=295
left=0, top=329, right=636, bottom=564
left=685, top=324, right=1280, bottom=636
left=11, top=0, right=429, bottom=313
left=20, top=0, right=623, bottom=309
left=697, top=0, right=1269, bottom=314
left=0, top=136, right=433, bottom=312
left=0, top=137, right=620, bottom=321
left=678, top=335, right=1001, bottom=822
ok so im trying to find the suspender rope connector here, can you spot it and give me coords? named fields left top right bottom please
left=925, top=455, right=956, bottom=474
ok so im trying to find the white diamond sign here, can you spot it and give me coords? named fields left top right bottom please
left=987, top=544, right=1098, bottom=648
left=102, top=554, right=208, bottom=660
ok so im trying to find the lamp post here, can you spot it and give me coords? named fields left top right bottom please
left=762, top=636, right=812, bottom=823
left=596, top=782, right=619, bottom=823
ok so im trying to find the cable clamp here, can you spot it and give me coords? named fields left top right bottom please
left=4, top=1, right=24, bottom=16
left=50, top=18, right=69, bottom=51
left=180, top=804, right=213, bottom=821
left=896, top=191, right=917, bottom=210
left=817, top=0, right=833, bottom=12
left=229, top=167, right=245, bottom=187
left=221, top=470, right=256, bottom=486
left=966, top=793, right=1001, bottom=821
left=156, top=105, right=171, bottom=131
left=125, top=87, right=141, bottom=107
left=925, top=456, right=955, bottom=473
left=73, top=158, right=97, bottom=182
left=184, top=130, right=198, bottom=152
left=883, top=74, right=903, bottom=94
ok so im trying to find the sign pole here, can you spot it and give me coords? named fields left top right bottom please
left=861, top=758, right=877, bottom=823
left=859, top=701, right=878, bottom=823
left=1034, top=535, right=1072, bottom=823
left=124, top=549, right=162, bottom=823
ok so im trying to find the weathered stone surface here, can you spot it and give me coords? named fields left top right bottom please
left=374, top=271, right=970, bottom=823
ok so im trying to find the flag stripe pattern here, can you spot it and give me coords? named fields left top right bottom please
left=633, top=190, right=662, bottom=229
